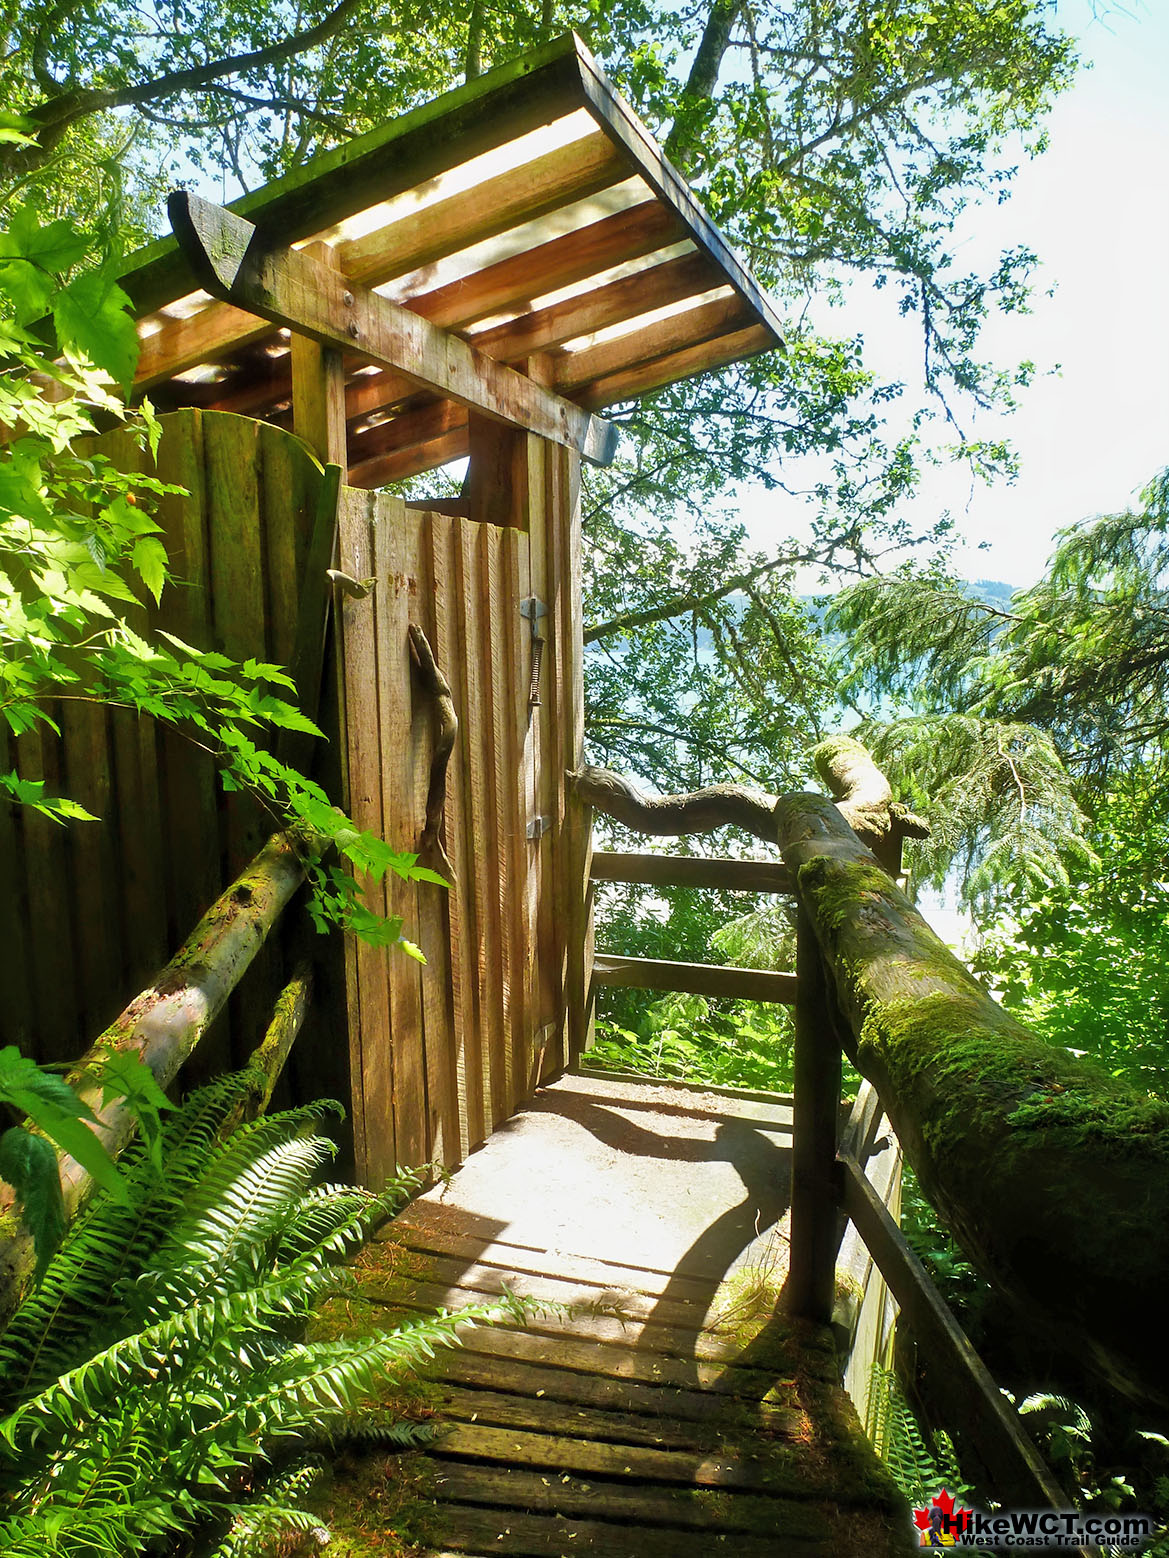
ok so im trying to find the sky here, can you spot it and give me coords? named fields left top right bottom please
left=747, top=0, right=1169, bottom=589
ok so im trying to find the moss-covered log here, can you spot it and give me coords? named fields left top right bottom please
left=776, top=792, right=1169, bottom=1412
left=0, top=827, right=318, bottom=1322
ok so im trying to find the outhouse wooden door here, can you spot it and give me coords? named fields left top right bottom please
left=335, top=427, right=591, bottom=1189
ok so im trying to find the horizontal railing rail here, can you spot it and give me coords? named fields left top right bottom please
left=592, top=952, right=797, bottom=1004
left=591, top=849, right=793, bottom=894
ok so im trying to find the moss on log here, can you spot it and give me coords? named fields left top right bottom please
left=776, top=792, right=1169, bottom=1411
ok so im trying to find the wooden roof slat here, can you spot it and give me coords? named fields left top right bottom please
left=120, top=34, right=593, bottom=316
left=469, top=250, right=727, bottom=362
left=134, top=133, right=631, bottom=392
left=574, top=323, right=775, bottom=410
left=335, top=129, right=628, bottom=287
left=348, top=397, right=463, bottom=466
left=349, top=431, right=468, bottom=487
left=552, top=293, right=758, bottom=392
left=172, top=193, right=618, bottom=464
left=383, top=198, right=684, bottom=330
left=335, top=250, right=725, bottom=426
left=136, top=301, right=274, bottom=388
left=145, top=204, right=691, bottom=417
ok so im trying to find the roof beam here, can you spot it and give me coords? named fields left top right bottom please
left=334, top=128, right=627, bottom=286
left=170, top=192, right=619, bottom=467
left=134, top=137, right=633, bottom=391
left=574, top=323, right=775, bottom=410
left=137, top=199, right=685, bottom=407
left=339, top=250, right=724, bottom=425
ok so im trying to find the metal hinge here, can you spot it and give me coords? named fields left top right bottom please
left=526, top=815, right=553, bottom=840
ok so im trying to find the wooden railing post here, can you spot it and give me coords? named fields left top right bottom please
left=787, top=909, right=842, bottom=1323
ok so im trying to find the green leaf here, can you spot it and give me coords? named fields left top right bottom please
left=408, top=865, right=450, bottom=888
left=91, top=1050, right=172, bottom=1171
left=51, top=269, right=139, bottom=388
left=0, top=205, right=89, bottom=275
left=0, top=1048, right=99, bottom=1122
left=0, top=1127, right=66, bottom=1279
left=131, top=535, right=168, bottom=604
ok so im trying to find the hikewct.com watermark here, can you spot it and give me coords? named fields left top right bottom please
left=913, top=1488, right=1155, bottom=1548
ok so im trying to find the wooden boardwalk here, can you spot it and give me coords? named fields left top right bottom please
left=364, top=1069, right=908, bottom=1556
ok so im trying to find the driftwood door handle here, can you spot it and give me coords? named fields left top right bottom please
left=408, top=623, right=456, bottom=878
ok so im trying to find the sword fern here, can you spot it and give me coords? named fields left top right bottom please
left=0, top=1070, right=497, bottom=1556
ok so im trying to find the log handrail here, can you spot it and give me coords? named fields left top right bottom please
left=572, top=744, right=1131, bottom=1528
left=0, top=826, right=320, bottom=1323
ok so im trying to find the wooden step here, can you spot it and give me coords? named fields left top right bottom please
left=426, top=1353, right=805, bottom=1432
left=430, top=1462, right=833, bottom=1539
left=419, top=1503, right=819, bottom=1556
left=434, top=1382, right=806, bottom=1447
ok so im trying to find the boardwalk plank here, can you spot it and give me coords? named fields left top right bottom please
left=431, top=1383, right=805, bottom=1447
left=429, top=1463, right=834, bottom=1538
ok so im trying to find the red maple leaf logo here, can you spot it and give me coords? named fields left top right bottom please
left=913, top=1487, right=965, bottom=1531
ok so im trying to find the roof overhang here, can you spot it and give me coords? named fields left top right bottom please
left=123, top=32, right=785, bottom=485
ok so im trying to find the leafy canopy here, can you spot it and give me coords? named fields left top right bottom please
left=3, top=0, right=1078, bottom=798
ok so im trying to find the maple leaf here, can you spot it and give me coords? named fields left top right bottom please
left=914, top=1489, right=959, bottom=1530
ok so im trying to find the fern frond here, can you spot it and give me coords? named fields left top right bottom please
left=204, top=1456, right=328, bottom=1558
left=190, top=1305, right=501, bottom=1456
left=1019, top=1392, right=1093, bottom=1439
left=274, top=1182, right=403, bottom=1271
left=336, top=1418, right=438, bottom=1450
left=134, top=1136, right=339, bottom=1318
left=0, top=1266, right=350, bottom=1457
left=865, top=1363, right=969, bottom=1507
left=0, top=1070, right=263, bottom=1404
left=0, top=1492, right=193, bottom=1555
left=208, top=1505, right=330, bottom=1558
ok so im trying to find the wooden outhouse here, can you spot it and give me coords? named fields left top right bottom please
left=1, top=33, right=784, bottom=1186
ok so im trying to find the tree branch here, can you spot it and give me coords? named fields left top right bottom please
left=571, top=737, right=931, bottom=864
left=18, top=0, right=367, bottom=159
left=664, top=0, right=740, bottom=167
left=569, top=764, right=780, bottom=844
left=583, top=550, right=801, bottom=645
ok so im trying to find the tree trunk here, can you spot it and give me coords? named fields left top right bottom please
left=574, top=743, right=1169, bottom=1411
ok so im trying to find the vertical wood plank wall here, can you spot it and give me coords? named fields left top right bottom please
left=336, top=436, right=592, bottom=1188
left=0, top=410, right=330, bottom=1081
left=1, top=406, right=593, bottom=1190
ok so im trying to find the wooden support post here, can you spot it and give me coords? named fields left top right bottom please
left=465, top=413, right=528, bottom=529
left=787, top=910, right=842, bottom=1323
left=292, top=241, right=348, bottom=466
